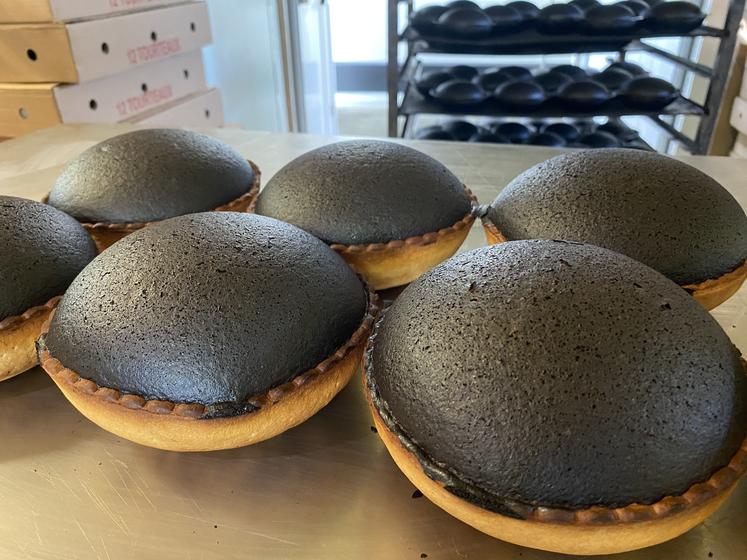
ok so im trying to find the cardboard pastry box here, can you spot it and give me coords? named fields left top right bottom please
left=0, top=50, right=206, bottom=136
left=130, top=88, right=225, bottom=127
left=0, top=2, right=210, bottom=83
left=0, top=0, right=185, bottom=24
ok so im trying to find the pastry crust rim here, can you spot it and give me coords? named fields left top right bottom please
left=0, top=296, right=62, bottom=332
left=329, top=186, right=479, bottom=255
left=481, top=217, right=747, bottom=302
left=364, top=332, right=747, bottom=526
left=44, top=159, right=262, bottom=232
left=38, top=284, right=380, bottom=421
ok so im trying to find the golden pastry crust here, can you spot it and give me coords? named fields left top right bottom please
left=39, top=289, right=380, bottom=452
left=45, top=160, right=261, bottom=252
left=481, top=219, right=508, bottom=245
left=482, top=218, right=747, bottom=310
left=682, top=261, right=747, bottom=310
left=330, top=187, right=478, bottom=290
left=0, top=297, right=60, bottom=381
left=366, top=382, right=747, bottom=555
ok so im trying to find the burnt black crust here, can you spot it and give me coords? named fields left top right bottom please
left=368, top=344, right=528, bottom=519
left=487, top=149, right=747, bottom=285
left=48, top=129, right=255, bottom=223
left=367, top=240, right=747, bottom=510
left=43, top=213, right=367, bottom=412
left=0, top=196, right=97, bottom=321
left=255, top=140, right=472, bottom=245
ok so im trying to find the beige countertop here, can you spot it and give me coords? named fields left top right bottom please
left=0, top=124, right=746, bottom=560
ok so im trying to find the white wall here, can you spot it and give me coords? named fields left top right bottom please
left=329, top=0, right=388, bottom=63
left=202, top=0, right=288, bottom=132
left=327, top=0, right=582, bottom=65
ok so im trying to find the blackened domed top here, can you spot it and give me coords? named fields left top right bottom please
left=49, top=129, right=256, bottom=223
left=43, top=213, right=367, bottom=415
left=487, top=149, right=747, bottom=284
left=0, top=196, right=96, bottom=321
left=368, top=240, right=747, bottom=511
left=255, top=140, right=472, bottom=245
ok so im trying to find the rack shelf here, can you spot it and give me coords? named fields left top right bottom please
left=400, top=88, right=704, bottom=120
left=403, top=25, right=725, bottom=56
left=411, top=118, right=656, bottom=150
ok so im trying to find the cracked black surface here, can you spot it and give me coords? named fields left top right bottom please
left=49, top=129, right=255, bottom=223
left=255, top=140, right=472, bottom=245
left=487, top=149, right=747, bottom=285
left=44, top=213, right=367, bottom=413
left=0, top=196, right=96, bottom=321
left=367, top=240, right=747, bottom=510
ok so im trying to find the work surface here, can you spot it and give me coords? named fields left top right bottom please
left=1, top=124, right=746, bottom=560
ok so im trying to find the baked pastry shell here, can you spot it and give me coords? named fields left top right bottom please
left=0, top=296, right=60, bottom=382
left=682, top=261, right=747, bottom=311
left=365, top=351, right=747, bottom=555
left=482, top=217, right=747, bottom=310
left=45, top=160, right=261, bottom=253
left=37, top=286, right=380, bottom=452
left=328, top=187, right=478, bottom=290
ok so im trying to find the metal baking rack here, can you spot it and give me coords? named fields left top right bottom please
left=386, top=0, right=746, bottom=154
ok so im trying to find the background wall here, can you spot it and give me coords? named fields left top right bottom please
left=329, top=0, right=387, bottom=63
left=202, top=0, right=288, bottom=132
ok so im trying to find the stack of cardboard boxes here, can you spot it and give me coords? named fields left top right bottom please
left=0, top=0, right=224, bottom=139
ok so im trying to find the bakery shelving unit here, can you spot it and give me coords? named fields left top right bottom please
left=386, top=0, right=746, bottom=154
